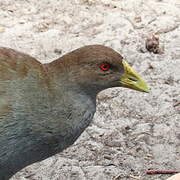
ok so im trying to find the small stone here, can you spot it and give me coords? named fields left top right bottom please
left=145, top=34, right=163, bottom=54
left=167, top=173, right=180, bottom=180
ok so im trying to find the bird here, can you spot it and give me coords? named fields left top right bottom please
left=0, top=45, right=149, bottom=179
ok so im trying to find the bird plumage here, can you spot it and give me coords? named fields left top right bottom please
left=0, top=45, right=148, bottom=179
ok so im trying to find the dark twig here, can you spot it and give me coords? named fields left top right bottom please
left=146, top=170, right=180, bottom=175
left=173, top=101, right=180, bottom=107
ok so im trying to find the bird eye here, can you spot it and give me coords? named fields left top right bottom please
left=99, top=63, right=110, bottom=71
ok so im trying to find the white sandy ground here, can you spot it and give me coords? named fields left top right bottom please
left=167, top=173, right=180, bottom=180
left=0, top=0, right=180, bottom=179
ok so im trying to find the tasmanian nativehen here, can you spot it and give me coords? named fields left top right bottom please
left=0, top=45, right=149, bottom=179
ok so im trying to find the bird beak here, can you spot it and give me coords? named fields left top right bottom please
left=120, top=60, right=149, bottom=93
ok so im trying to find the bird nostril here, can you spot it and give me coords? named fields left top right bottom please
left=128, top=77, right=138, bottom=82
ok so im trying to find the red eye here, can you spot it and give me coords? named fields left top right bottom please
left=99, top=63, right=110, bottom=71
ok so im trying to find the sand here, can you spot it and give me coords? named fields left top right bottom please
left=0, top=0, right=179, bottom=179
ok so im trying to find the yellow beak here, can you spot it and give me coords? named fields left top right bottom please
left=120, top=60, right=149, bottom=93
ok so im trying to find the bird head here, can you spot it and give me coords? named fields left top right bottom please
left=49, top=45, right=149, bottom=95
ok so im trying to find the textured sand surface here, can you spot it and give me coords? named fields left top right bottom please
left=167, top=173, right=180, bottom=180
left=0, top=0, right=179, bottom=179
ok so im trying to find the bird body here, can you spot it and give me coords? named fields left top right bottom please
left=0, top=45, right=148, bottom=179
